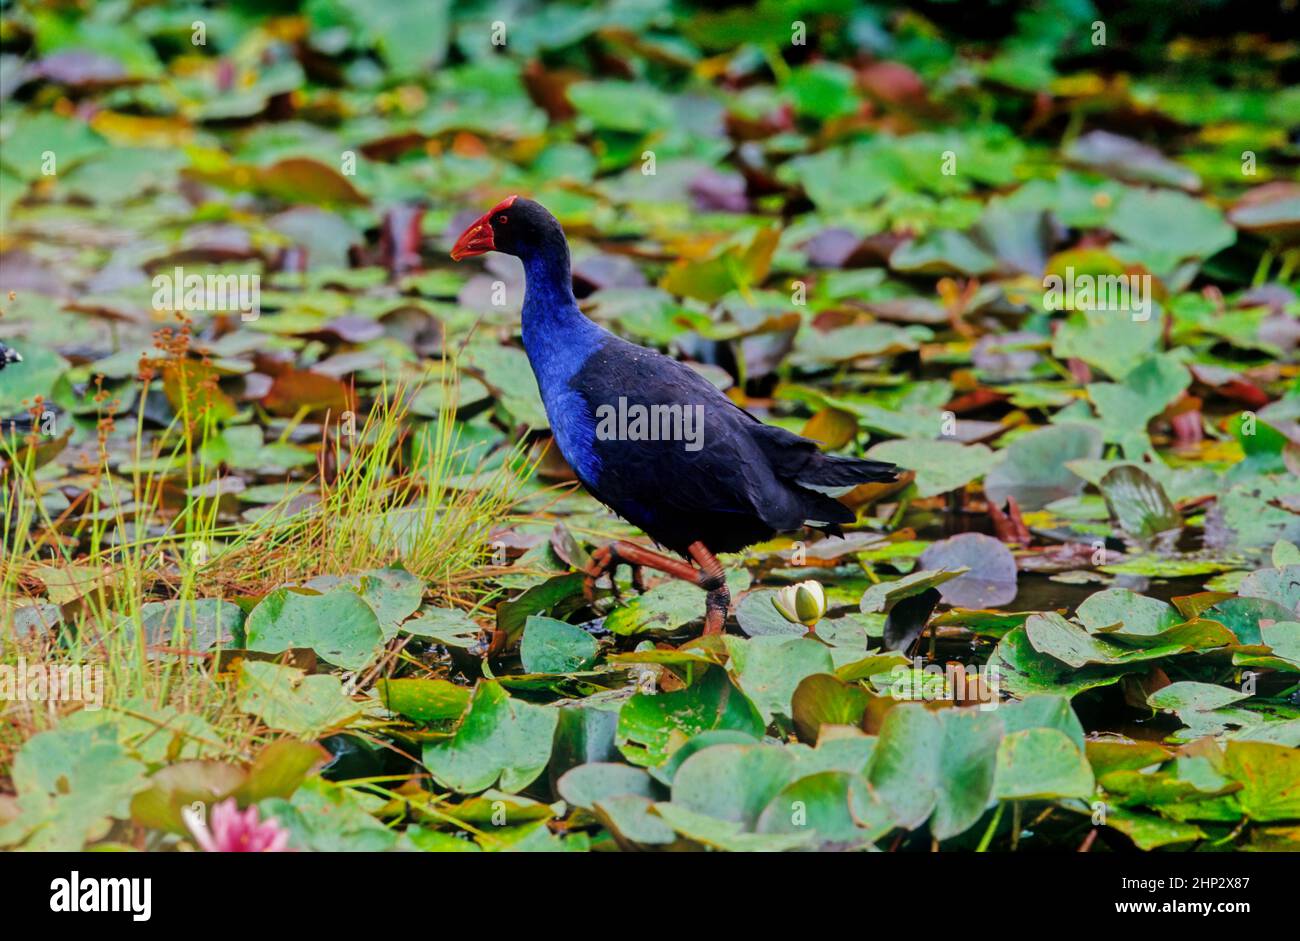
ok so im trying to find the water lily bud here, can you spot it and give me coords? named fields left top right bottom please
left=772, top=579, right=827, bottom=628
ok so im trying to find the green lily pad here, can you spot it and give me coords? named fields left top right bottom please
left=258, top=779, right=396, bottom=852
left=929, top=709, right=1005, bottom=840
left=650, top=800, right=811, bottom=851
left=1234, top=621, right=1300, bottom=672
left=1203, top=596, right=1295, bottom=645
left=520, top=615, right=599, bottom=674
left=1099, top=806, right=1205, bottom=850
left=1025, top=612, right=1189, bottom=667
left=994, top=728, right=1095, bottom=800
left=402, top=605, right=483, bottom=648
left=1108, top=187, right=1236, bottom=272
left=130, top=598, right=244, bottom=652
left=304, top=566, right=424, bottom=639
left=727, top=635, right=835, bottom=724
left=988, top=626, right=1128, bottom=699
left=421, top=680, right=558, bottom=794
left=667, top=743, right=799, bottom=831
left=755, top=770, right=895, bottom=846
left=0, top=344, right=69, bottom=415
left=0, top=725, right=147, bottom=851
left=605, top=571, right=749, bottom=636
left=735, top=588, right=806, bottom=637
left=1099, top=465, right=1182, bottom=546
left=238, top=661, right=363, bottom=737
left=556, top=762, right=659, bottom=809
left=866, top=704, right=942, bottom=829
left=616, top=667, right=764, bottom=767
left=376, top=678, right=472, bottom=722
left=245, top=586, right=384, bottom=671
left=860, top=568, right=967, bottom=614
left=867, top=439, right=999, bottom=498
left=1224, top=741, right=1300, bottom=822
left=603, top=580, right=705, bottom=636
left=1076, top=588, right=1183, bottom=636
left=1237, top=565, right=1300, bottom=615
left=791, top=673, right=873, bottom=744
left=984, top=424, right=1103, bottom=511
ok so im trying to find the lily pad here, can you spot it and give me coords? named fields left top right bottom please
left=238, top=661, right=363, bottom=737
left=867, top=439, right=999, bottom=498
left=245, top=586, right=384, bottom=671
left=616, top=667, right=764, bottom=767
left=919, top=533, right=1018, bottom=608
left=0, top=725, right=147, bottom=851
left=1098, top=465, right=1181, bottom=546
left=984, top=424, right=1104, bottom=511
left=728, top=635, right=835, bottom=724
left=993, top=728, right=1095, bottom=800
left=421, top=681, right=559, bottom=794
left=520, top=615, right=599, bottom=674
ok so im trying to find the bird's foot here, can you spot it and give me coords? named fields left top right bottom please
left=583, top=540, right=732, bottom=635
left=583, top=543, right=646, bottom=603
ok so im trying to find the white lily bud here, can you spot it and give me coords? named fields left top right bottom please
left=772, top=579, right=827, bottom=628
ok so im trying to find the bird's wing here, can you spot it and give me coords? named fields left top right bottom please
left=569, top=336, right=846, bottom=530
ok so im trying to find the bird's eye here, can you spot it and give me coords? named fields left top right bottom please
left=497, top=215, right=508, bottom=224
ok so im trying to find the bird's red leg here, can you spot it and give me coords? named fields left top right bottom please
left=583, top=542, right=681, bottom=603
left=687, top=542, right=730, bottom=635
left=584, top=540, right=725, bottom=623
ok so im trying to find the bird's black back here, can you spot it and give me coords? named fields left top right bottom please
left=567, top=333, right=891, bottom=556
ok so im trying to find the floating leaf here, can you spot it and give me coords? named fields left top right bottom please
left=377, top=678, right=471, bottom=722
left=1076, top=588, right=1183, bottom=637
left=728, top=635, right=834, bottom=724
left=616, top=667, right=764, bottom=768
left=994, top=728, right=1094, bottom=799
left=867, top=440, right=999, bottom=498
left=238, top=661, right=363, bottom=737
left=245, top=587, right=384, bottom=671
left=520, top=615, right=599, bottom=674
left=791, top=674, right=874, bottom=744
left=0, top=725, right=147, bottom=851
left=1099, top=465, right=1181, bottom=545
left=421, top=681, right=558, bottom=794
left=984, top=424, right=1103, bottom=511
left=1224, top=741, right=1300, bottom=822
left=919, top=533, right=1018, bottom=608
left=403, top=605, right=483, bottom=648
left=860, top=569, right=967, bottom=614
left=755, top=771, right=894, bottom=847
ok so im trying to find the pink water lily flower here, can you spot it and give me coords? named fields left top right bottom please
left=184, top=798, right=291, bottom=853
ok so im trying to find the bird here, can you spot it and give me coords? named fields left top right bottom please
left=452, top=196, right=897, bottom=634
left=0, top=340, right=20, bottom=371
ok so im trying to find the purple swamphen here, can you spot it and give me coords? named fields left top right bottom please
left=452, top=197, right=897, bottom=634
left=0, top=341, right=20, bottom=371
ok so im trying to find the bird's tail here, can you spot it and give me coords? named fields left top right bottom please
left=796, top=452, right=898, bottom=487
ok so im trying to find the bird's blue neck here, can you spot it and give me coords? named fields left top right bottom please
left=518, top=245, right=602, bottom=391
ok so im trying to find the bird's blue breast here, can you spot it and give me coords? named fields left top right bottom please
left=520, top=288, right=606, bottom=487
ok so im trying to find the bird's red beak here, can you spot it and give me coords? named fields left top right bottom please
left=450, top=195, right=517, bottom=260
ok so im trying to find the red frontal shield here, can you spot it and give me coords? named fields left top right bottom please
left=450, top=195, right=518, bottom=260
